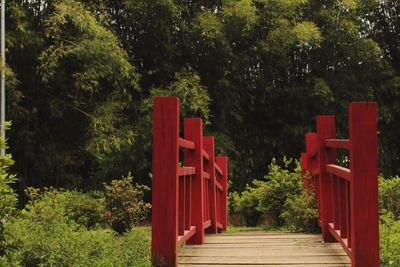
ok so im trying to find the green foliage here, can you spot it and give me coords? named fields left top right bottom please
left=258, top=158, right=302, bottom=225
left=230, top=181, right=265, bottom=226
left=5, top=0, right=400, bottom=198
left=1, top=188, right=151, bottom=266
left=380, top=211, right=400, bottom=266
left=281, top=188, right=318, bottom=232
left=230, top=158, right=317, bottom=230
left=104, top=175, right=150, bottom=233
left=147, top=69, right=211, bottom=124
left=379, top=176, right=400, bottom=220
left=24, top=188, right=106, bottom=229
left=223, top=0, right=258, bottom=37
left=0, top=122, right=17, bottom=254
left=26, top=187, right=106, bottom=229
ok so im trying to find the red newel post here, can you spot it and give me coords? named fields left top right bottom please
left=316, top=116, right=336, bottom=242
left=349, top=102, right=379, bottom=267
left=216, top=156, right=228, bottom=231
left=184, top=118, right=205, bottom=244
left=203, top=136, right=218, bottom=234
left=152, top=97, right=179, bottom=266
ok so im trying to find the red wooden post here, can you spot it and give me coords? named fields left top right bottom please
left=316, top=116, right=336, bottom=242
left=184, top=118, right=205, bottom=244
left=152, top=97, right=179, bottom=266
left=216, top=156, right=228, bottom=231
left=301, top=152, right=308, bottom=188
left=203, top=136, right=218, bottom=234
left=349, top=102, right=379, bottom=267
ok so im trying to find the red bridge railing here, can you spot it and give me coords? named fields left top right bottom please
left=301, top=102, right=379, bottom=267
left=152, top=97, right=228, bottom=266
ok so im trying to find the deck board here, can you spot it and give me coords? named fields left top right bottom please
left=178, top=232, right=351, bottom=266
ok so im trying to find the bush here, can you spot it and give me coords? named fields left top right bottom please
left=281, top=189, right=318, bottom=232
left=230, top=181, right=266, bottom=226
left=0, top=122, right=17, bottom=254
left=258, top=158, right=302, bottom=226
left=379, top=176, right=400, bottom=219
left=25, top=187, right=106, bottom=229
left=1, top=188, right=151, bottom=266
left=380, top=211, right=400, bottom=266
left=104, top=174, right=150, bottom=233
left=230, top=158, right=317, bottom=230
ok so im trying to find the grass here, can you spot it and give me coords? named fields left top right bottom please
left=226, top=224, right=288, bottom=233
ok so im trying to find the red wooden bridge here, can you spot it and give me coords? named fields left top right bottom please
left=151, top=97, right=380, bottom=267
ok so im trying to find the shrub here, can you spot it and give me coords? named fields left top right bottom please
left=280, top=189, right=318, bottom=232
left=0, top=122, right=17, bottom=254
left=1, top=188, right=151, bottom=266
left=230, top=181, right=266, bottom=226
left=230, top=158, right=318, bottom=230
left=104, top=174, right=150, bottom=233
left=379, top=176, right=400, bottom=219
left=25, top=187, right=106, bottom=229
left=380, top=211, right=400, bottom=266
left=258, top=158, right=302, bottom=226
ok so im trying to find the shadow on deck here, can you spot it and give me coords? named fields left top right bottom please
left=178, top=232, right=350, bottom=266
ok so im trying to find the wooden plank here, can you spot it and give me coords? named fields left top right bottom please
left=178, top=167, right=196, bottom=176
left=179, top=137, right=195, bottom=150
left=215, top=163, right=223, bottom=176
left=178, top=232, right=350, bottom=266
left=179, top=256, right=350, bottom=264
left=328, top=223, right=351, bottom=257
left=177, top=226, right=197, bottom=247
left=325, top=139, right=350, bottom=149
left=215, top=180, right=223, bottom=191
left=325, top=164, right=350, bottom=181
left=202, top=149, right=209, bottom=161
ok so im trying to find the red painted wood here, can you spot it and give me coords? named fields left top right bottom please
left=184, top=118, right=205, bottom=245
left=203, top=136, right=218, bottom=234
left=332, top=176, right=339, bottom=230
left=178, top=176, right=185, bottom=235
left=178, top=137, right=195, bottom=150
left=301, top=102, right=380, bottom=266
left=178, top=167, right=196, bottom=176
left=301, top=152, right=308, bottom=186
left=216, top=156, right=228, bottom=230
left=339, top=179, right=347, bottom=238
left=325, top=139, right=350, bottom=149
left=185, top=177, right=191, bottom=230
left=215, top=163, right=223, bottom=176
left=316, top=116, right=336, bottom=242
left=325, top=164, right=350, bottom=181
left=202, top=149, right=210, bottom=161
left=349, top=102, right=379, bottom=267
left=152, top=97, right=179, bottom=266
left=328, top=223, right=352, bottom=257
left=177, top=226, right=197, bottom=247
left=152, top=96, right=229, bottom=267
left=346, top=182, right=351, bottom=249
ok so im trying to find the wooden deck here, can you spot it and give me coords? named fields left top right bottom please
left=178, top=232, right=351, bottom=266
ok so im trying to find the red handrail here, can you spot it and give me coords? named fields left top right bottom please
left=301, top=102, right=379, bottom=267
left=152, top=97, right=228, bottom=266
